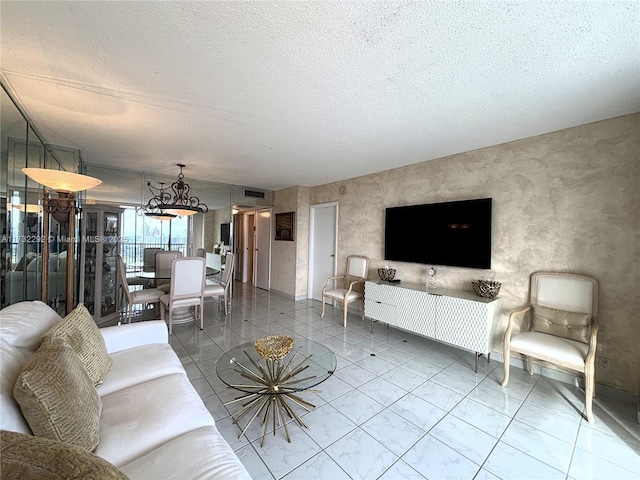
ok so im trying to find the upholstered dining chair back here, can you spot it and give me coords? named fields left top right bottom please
left=160, top=257, right=206, bottom=334
left=195, top=248, right=206, bottom=258
left=220, top=253, right=235, bottom=287
left=116, top=254, right=132, bottom=305
left=143, top=247, right=164, bottom=271
left=116, top=254, right=163, bottom=323
left=156, top=250, right=183, bottom=271
left=203, top=253, right=235, bottom=315
left=171, top=257, right=206, bottom=299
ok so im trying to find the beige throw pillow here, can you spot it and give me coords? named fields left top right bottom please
left=531, top=304, right=592, bottom=344
left=42, top=303, right=112, bottom=386
left=13, top=340, right=102, bottom=451
left=0, top=430, right=128, bottom=480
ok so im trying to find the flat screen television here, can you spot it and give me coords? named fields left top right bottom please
left=384, top=198, right=492, bottom=269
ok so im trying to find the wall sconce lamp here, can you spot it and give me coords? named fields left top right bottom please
left=22, top=168, right=102, bottom=314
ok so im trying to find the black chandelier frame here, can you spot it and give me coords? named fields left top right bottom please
left=141, top=164, right=208, bottom=219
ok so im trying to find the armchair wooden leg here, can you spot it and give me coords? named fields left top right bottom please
left=501, top=347, right=510, bottom=387
left=585, top=364, right=595, bottom=423
left=343, top=302, right=348, bottom=328
left=526, top=356, right=534, bottom=375
left=321, top=296, right=326, bottom=318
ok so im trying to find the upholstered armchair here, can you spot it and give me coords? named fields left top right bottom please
left=321, top=255, right=369, bottom=327
left=501, top=271, right=599, bottom=422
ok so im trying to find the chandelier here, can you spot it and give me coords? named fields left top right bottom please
left=145, top=164, right=208, bottom=217
left=140, top=182, right=176, bottom=221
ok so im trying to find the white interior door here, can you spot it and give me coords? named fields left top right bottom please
left=254, top=209, right=271, bottom=290
left=309, top=203, right=337, bottom=301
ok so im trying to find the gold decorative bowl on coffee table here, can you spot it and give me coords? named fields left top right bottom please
left=254, top=335, right=294, bottom=361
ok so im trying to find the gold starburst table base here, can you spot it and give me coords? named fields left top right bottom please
left=223, top=347, right=321, bottom=446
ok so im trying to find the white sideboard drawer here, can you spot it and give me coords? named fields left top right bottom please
left=365, top=299, right=397, bottom=325
left=365, top=281, right=397, bottom=303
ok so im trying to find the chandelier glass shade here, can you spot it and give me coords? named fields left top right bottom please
left=146, top=164, right=208, bottom=217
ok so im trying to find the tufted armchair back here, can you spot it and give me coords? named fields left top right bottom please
left=528, top=272, right=598, bottom=344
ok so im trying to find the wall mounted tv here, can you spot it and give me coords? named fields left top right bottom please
left=384, top=198, right=492, bottom=269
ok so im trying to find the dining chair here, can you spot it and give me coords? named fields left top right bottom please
left=116, top=254, right=164, bottom=323
left=501, top=271, right=599, bottom=422
left=156, top=250, right=183, bottom=293
left=203, top=253, right=235, bottom=314
left=321, top=255, right=369, bottom=327
left=118, top=261, right=150, bottom=306
left=195, top=248, right=206, bottom=258
left=159, top=257, right=206, bottom=335
left=143, top=247, right=164, bottom=272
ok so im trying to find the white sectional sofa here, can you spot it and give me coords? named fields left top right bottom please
left=0, top=301, right=250, bottom=479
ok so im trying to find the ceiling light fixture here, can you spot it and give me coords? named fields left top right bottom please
left=22, top=168, right=102, bottom=192
left=140, top=182, right=177, bottom=221
left=147, top=164, right=208, bottom=216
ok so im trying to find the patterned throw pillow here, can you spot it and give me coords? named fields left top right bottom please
left=0, top=430, right=128, bottom=480
left=42, top=303, right=112, bottom=386
left=13, top=340, right=102, bottom=451
left=531, top=304, right=592, bottom=344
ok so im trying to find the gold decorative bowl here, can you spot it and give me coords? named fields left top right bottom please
left=472, top=280, right=501, bottom=299
left=254, top=335, right=294, bottom=361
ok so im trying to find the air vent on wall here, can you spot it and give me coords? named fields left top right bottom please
left=232, top=185, right=274, bottom=207
left=244, top=189, right=265, bottom=199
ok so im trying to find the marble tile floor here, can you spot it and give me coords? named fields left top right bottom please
left=138, top=283, right=640, bottom=480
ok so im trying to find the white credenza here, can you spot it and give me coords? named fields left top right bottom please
left=365, top=281, right=502, bottom=368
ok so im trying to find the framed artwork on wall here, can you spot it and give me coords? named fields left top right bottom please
left=275, top=212, right=295, bottom=241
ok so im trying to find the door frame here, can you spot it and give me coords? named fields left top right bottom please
left=253, top=208, right=272, bottom=290
left=308, top=202, right=338, bottom=300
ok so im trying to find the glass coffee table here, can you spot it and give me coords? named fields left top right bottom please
left=217, top=338, right=336, bottom=446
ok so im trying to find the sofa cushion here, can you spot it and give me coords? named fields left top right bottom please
left=0, top=301, right=62, bottom=351
left=531, top=304, right=591, bottom=344
left=13, top=340, right=102, bottom=451
left=42, top=303, right=112, bottom=386
left=0, top=340, right=32, bottom=434
left=0, top=430, right=128, bottom=480
left=120, top=426, right=251, bottom=480
left=96, top=373, right=215, bottom=466
left=98, top=343, right=185, bottom=397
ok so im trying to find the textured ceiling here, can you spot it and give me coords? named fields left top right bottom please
left=1, top=1, right=639, bottom=190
